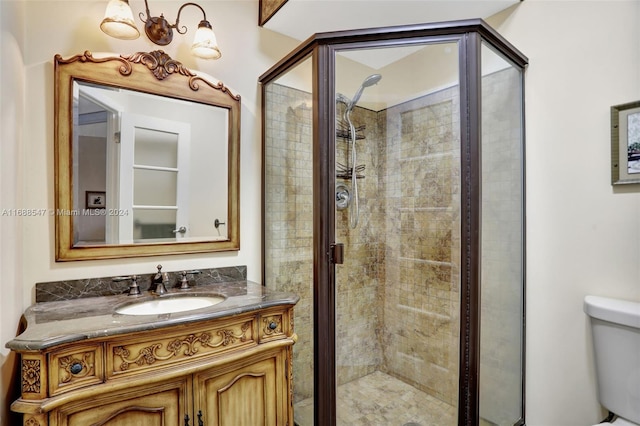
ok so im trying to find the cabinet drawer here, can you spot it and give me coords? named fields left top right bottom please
left=49, top=343, right=104, bottom=396
left=258, top=309, right=290, bottom=343
left=107, top=315, right=257, bottom=379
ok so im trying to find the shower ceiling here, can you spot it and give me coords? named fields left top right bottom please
left=267, top=3, right=521, bottom=112
left=274, top=43, right=461, bottom=112
left=263, top=0, right=522, bottom=67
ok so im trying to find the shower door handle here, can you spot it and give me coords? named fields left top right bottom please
left=330, top=243, right=344, bottom=264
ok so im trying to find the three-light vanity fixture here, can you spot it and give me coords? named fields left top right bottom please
left=100, top=0, right=221, bottom=59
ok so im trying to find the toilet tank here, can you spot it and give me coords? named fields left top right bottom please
left=584, top=295, right=640, bottom=424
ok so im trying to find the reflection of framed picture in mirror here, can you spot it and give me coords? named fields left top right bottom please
left=611, top=100, right=640, bottom=185
left=86, top=191, right=106, bottom=209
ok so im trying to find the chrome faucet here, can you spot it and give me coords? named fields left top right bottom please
left=112, top=275, right=141, bottom=296
left=155, top=272, right=169, bottom=295
left=152, top=265, right=169, bottom=295
left=178, top=270, right=201, bottom=290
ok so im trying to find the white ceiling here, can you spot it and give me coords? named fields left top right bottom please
left=263, top=0, right=521, bottom=43
left=264, top=0, right=522, bottom=110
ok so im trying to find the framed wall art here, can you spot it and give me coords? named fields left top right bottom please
left=611, top=100, right=640, bottom=185
left=259, top=0, right=288, bottom=26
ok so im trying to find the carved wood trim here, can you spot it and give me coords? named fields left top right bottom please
left=262, top=315, right=282, bottom=335
left=25, top=416, right=41, bottom=426
left=91, top=406, right=165, bottom=426
left=21, top=359, right=41, bottom=394
left=58, top=352, right=94, bottom=383
left=55, top=50, right=240, bottom=101
left=50, top=344, right=104, bottom=396
left=124, top=50, right=195, bottom=80
left=113, top=321, right=253, bottom=371
left=259, top=309, right=291, bottom=343
left=218, top=372, right=266, bottom=394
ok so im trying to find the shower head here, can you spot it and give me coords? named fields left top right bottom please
left=348, top=74, right=382, bottom=110
left=362, top=73, right=383, bottom=87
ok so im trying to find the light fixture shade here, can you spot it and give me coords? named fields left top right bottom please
left=191, top=20, right=221, bottom=60
left=100, top=0, right=140, bottom=40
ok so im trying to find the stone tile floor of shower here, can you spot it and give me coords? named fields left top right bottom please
left=294, top=371, right=456, bottom=426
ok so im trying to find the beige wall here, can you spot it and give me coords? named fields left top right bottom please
left=1, top=1, right=26, bottom=424
left=1, top=1, right=639, bottom=425
left=488, top=1, right=640, bottom=425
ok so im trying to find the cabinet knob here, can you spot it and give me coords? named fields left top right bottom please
left=269, top=321, right=278, bottom=330
left=70, top=362, right=83, bottom=375
left=184, top=414, right=190, bottom=426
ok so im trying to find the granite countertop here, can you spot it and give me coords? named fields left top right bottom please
left=6, top=280, right=299, bottom=351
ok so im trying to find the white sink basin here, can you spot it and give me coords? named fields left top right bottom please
left=116, top=296, right=225, bottom=316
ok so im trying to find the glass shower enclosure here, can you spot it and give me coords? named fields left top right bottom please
left=260, top=19, right=527, bottom=426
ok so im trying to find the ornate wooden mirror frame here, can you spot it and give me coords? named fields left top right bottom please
left=55, top=50, right=240, bottom=261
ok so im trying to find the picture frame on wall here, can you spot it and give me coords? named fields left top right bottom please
left=86, top=191, right=106, bottom=209
left=258, top=0, right=288, bottom=26
left=611, top=100, right=640, bottom=185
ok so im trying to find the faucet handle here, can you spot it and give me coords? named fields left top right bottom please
left=178, top=270, right=201, bottom=290
left=112, top=275, right=141, bottom=296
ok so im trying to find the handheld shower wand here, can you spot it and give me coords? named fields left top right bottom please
left=337, top=74, right=382, bottom=228
left=347, top=74, right=382, bottom=112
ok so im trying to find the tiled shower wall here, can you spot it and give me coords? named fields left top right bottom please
left=378, top=88, right=461, bottom=406
left=264, top=84, right=315, bottom=402
left=335, top=104, right=384, bottom=385
left=265, top=82, right=462, bottom=407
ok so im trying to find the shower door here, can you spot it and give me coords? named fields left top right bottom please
left=332, top=40, right=462, bottom=426
left=261, top=20, right=527, bottom=426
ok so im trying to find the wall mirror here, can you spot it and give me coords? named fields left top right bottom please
left=55, top=51, right=240, bottom=261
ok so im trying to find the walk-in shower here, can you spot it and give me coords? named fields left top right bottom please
left=261, top=19, right=527, bottom=426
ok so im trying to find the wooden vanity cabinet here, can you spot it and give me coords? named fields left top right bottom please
left=52, top=376, right=189, bottom=425
left=11, top=306, right=296, bottom=426
left=195, top=348, right=287, bottom=426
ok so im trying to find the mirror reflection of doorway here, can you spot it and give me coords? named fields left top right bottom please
left=76, top=87, right=119, bottom=244
left=119, top=113, right=191, bottom=243
left=72, top=79, right=230, bottom=248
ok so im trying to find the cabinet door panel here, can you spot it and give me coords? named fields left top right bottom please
left=197, top=356, right=281, bottom=426
left=52, top=377, right=189, bottom=426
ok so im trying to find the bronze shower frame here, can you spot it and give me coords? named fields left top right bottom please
left=259, top=18, right=528, bottom=426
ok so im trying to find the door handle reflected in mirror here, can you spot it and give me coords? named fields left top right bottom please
left=173, top=226, right=187, bottom=234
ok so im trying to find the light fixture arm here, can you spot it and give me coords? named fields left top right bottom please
left=139, top=0, right=209, bottom=45
left=141, top=0, right=152, bottom=24
left=173, top=2, right=207, bottom=35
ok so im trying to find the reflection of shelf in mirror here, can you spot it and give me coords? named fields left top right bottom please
left=336, top=120, right=365, bottom=140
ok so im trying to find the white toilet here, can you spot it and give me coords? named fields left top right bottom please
left=584, top=295, right=640, bottom=426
